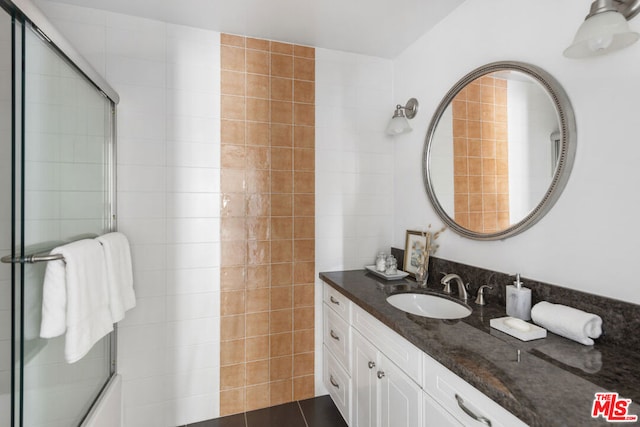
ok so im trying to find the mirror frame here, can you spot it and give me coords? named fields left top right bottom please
left=423, top=61, right=576, bottom=240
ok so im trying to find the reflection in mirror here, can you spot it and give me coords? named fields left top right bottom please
left=424, top=62, right=576, bottom=240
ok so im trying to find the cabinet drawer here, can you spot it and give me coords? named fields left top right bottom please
left=352, top=303, right=422, bottom=384
left=423, top=354, right=528, bottom=427
left=324, top=344, right=351, bottom=424
left=323, top=283, right=351, bottom=321
left=323, top=303, right=351, bottom=371
left=423, top=392, right=462, bottom=427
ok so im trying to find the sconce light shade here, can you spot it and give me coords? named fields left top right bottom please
left=386, top=115, right=412, bottom=135
left=386, top=98, right=419, bottom=135
left=564, top=0, right=640, bottom=58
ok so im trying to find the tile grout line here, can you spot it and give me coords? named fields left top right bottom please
left=244, top=410, right=249, bottom=427
left=297, top=400, right=310, bottom=427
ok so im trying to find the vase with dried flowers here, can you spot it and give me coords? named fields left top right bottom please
left=415, top=224, right=446, bottom=287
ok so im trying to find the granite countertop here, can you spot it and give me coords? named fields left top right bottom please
left=320, top=270, right=640, bottom=427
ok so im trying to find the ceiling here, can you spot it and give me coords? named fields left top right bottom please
left=44, top=0, right=465, bottom=58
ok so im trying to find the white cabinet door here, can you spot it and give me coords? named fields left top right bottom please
left=423, top=392, right=462, bottom=427
left=353, top=328, right=423, bottom=427
left=352, top=330, right=379, bottom=427
left=379, top=356, right=423, bottom=427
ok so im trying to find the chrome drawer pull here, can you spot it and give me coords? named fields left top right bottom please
left=368, top=361, right=376, bottom=369
left=330, top=296, right=340, bottom=305
left=330, top=330, right=340, bottom=341
left=455, top=394, right=492, bottom=426
left=377, top=370, right=385, bottom=379
left=329, top=375, right=340, bottom=389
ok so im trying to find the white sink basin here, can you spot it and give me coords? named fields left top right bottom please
left=386, top=293, right=472, bottom=320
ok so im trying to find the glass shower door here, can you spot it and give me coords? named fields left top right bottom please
left=15, top=23, right=114, bottom=427
left=0, top=6, right=13, bottom=427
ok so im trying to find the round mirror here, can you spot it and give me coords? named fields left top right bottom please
left=423, top=62, right=576, bottom=240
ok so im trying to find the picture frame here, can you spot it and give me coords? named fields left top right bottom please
left=403, top=230, right=427, bottom=278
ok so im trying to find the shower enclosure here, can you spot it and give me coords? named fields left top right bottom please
left=0, top=0, right=119, bottom=425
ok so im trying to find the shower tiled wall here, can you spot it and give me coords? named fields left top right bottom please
left=219, top=34, right=315, bottom=415
left=37, top=2, right=394, bottom=424
left=452, top=75, right=509, bottom=233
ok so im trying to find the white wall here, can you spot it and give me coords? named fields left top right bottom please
left=315, top=48, right=395, bottom=273
left=392, top=0, right=640, bottom=305
left=315, top=48, right=394, bottom=395
left=36, top=2, right=222, bottom=426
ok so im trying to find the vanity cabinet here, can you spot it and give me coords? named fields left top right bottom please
left=322, top=282, right=529, bottom=427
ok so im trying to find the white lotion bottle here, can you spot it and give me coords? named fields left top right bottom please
left=506, top=274, right=532, bottom=320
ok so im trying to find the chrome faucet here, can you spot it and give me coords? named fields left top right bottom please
left=440, top=273, right=469, bottom=301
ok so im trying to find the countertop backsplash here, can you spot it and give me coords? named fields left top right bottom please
left=391, top=249, right=640, bottom=350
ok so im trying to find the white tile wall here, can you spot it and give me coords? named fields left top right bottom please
left=38, top=1, right=396, bottom=424
left=36, top=1, right=222, bottom=425
left=315, top=48, right=394, bottom=273
left=314, top=48, right=394, bottom=395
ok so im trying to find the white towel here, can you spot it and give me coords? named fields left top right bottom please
left=531, top=301, right=602, bottom=346
left=40, top=239, right=114, bottom=363
left=96, top=232, right=136, bottom=322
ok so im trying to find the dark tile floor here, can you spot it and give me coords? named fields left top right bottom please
left=186, top=395, right=347, bottom=427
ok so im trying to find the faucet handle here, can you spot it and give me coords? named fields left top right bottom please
left=462, top=282, right=471, bottom=301
left=474, top=285, right=493, bottom=306
left=439, top=272, right=451, bottom=293
left=442, top=282, right=452, bottom=294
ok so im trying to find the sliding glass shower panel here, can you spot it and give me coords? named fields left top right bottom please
left=20, top=25, right=113, bottom=427
left=0, top=6, right=12, bottom=427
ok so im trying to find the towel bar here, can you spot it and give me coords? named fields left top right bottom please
left=0, top=233, right=100, bottom=265
left=1, top=253, right=65, bottom=264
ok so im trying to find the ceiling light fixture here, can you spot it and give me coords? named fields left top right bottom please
left=564, top=0, right=640, bottom=58
left=386, top=98, right=419, bottom=135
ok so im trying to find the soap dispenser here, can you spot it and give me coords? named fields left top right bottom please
left=506, top=274, right=531, bottom=320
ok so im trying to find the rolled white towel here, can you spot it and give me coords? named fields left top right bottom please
left=531, top=301, right=602, bottom=346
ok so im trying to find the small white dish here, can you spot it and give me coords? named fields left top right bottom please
left=365, top=265, right=409, bottom=280
left=490, top=316, right=547, bottom=341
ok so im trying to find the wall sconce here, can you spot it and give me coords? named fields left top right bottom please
left=386, top=98, right=419, bottom=135
left=564, top=0, right=640, bottom=58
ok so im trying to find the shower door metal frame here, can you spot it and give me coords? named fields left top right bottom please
left=0, top=0, right=120, bottom=425
left=0, top=0, right=119, bottom=104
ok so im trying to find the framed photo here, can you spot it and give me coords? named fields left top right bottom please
left=403, top=230, right=427, bottom=278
